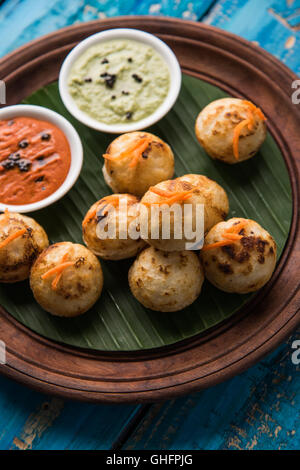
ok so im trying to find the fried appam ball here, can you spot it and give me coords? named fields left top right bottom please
left=178, top=174, right=229, bottom=232
left=139, top=174, right=229, bottom=251
left=129, top=246, right=204, bottom=312
left=195, top=98, right=267, bottom=164
left=30, top=242, right=103, bottom=317
left=102, top=131, right=174, bottom=197
left=200, top=218, right=276, bottom=294
left=0, top=211, right=48, bottom=283
left=82, top=194, right=146, bottom=260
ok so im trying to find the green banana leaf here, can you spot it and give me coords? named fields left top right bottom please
left=0, top=75, right=292, bottom=351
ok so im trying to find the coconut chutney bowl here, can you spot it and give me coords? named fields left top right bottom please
left=59, top=28, right=181, bottom=133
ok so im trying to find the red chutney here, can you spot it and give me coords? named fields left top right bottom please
left=0, top=117, right=71, bottom=205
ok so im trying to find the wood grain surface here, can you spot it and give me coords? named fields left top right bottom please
left=0, top=0, right=299, bottom=451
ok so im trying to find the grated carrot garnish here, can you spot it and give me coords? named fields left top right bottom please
left=128, top=139, right=151, bottom=168
left=3, top=208, right=9, bottom=222
left=82, top=207, right=97, bottom=226
left=0, top=228, right=27, bottom=250
left=82, top=195, right=121, bottom=226
left=97, top=195, right=121, bottom=214
left=233, top=119, right=251, bottom=160
left=41, top=261, right=74, bottom=281
left=102, top=195, right=122, bottom=203
left=243, top=100, right=266, bottom=121
left=51, top=253, right=69, bottom=290
left=161, top=191, right=194, bottom=205
left=202, top=221, right=248, bottom=251
left=233, top=101, right=266, bottom=160
left=224, top=220, right=247, bottom=234
left=103, top=137, right=151, bottom=168
left=202, top=240, right=239, bottom=251
left=144, top=188, right=195, bottom=206
left=148, top=187, right=175, bottom=198
left=222, top=233, right=242, bottom=241
left=102, top=153, right=120, bottom=161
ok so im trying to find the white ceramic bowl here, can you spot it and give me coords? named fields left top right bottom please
left=0, top=104, right=83, bottom=213
left=59, top=28, right=182, bottom=133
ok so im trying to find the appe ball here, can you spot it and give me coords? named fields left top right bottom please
left=195, top=98, right=267, bottom=164
left=200, top=218, right=276, bottom=293
left=129, top=246, right=204, bottom=312
left=0, top=211, right=49, bottom=283
left=30, top=242, right=103, bottom=317
left=82, top=194, right=146, bottom=260
left=178, top=174, right=229, bottom=233
left=102, top=131, right=174, bottom=197
left=139, top=174, right=229, bottom=251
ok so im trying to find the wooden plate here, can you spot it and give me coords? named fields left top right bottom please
left=0, top=17, right=299, bottom=403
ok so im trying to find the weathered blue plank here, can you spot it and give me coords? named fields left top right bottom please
left=0, top=0, right=216, bottom=58
left=205, top=0, right=300, bottom=75
left=125, top=334, right=300, bottom=450
left=0, top=374, right=139, bottom=450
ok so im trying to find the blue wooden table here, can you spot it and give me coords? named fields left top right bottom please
left=0, top=0, right=299, bottom=451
